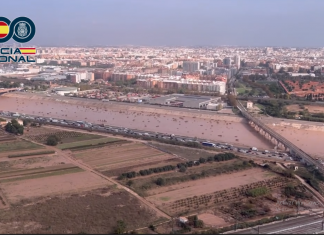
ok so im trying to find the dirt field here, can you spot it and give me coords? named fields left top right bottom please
left=199, top=213, right=228, bottom=227
left=1, top=171, right=110, bottom=203
left=146, top=168, right=275, bottom=206
left=0, top=153, right=70, bottom=169
left=286, top=104, right=324, bottom=113
left=0, top=187, right=160, bottom=234
left=74, top=142, right=175, bottom=174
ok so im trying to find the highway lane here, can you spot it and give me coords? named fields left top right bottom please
left=229, top=214, right=324, bottom=234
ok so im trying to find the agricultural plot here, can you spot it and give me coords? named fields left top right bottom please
left=0, top=188, right=160, bottom=234
left=0, top=164, right=83, bottom=183
left=25, top=127, right=104, bottom=144
left=0, top=139, right=44, bottom=153
left=125, top=159, right=250, bottom=196
left=1, top=171, right=110, bottom=203
left=57, top=137, right=120, bottom=150
left=0, top=152, right=109, bottom=204
left=0, top=153, right=70, bottom=171
left=157, top=176, right=296, bottom=216
left=146, top=168, right=275, bottom=205
left=74, top=142, right=178, bottom=176
left=149, top=142, right=217, bottom=161
left=0, top=129, right=15, bottom=141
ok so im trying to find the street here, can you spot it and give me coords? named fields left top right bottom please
left=228, top=214, right=324, bottom=234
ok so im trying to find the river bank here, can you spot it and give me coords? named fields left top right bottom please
left=0, top=93, right=271, bottom=149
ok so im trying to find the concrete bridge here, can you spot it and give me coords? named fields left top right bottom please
left=0, top=88, right=21, bottom=95
left=237, top=100, right=324, bottom=172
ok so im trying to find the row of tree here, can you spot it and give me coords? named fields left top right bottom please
left=119, top=153, right=238, bottom=179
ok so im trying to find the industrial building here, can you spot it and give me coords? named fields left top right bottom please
left=148, top=94, right=221, bottom=109
left=30, top=74, right=67, bottom=81
left=53, top=87, right=78, bottom=96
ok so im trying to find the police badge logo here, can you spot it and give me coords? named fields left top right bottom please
left=0, top=16, right=36, bottom=43
left=17, top=22, right=28, bottom=37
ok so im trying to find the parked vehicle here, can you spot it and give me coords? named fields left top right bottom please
left=202, top=142, right=216, bottom=147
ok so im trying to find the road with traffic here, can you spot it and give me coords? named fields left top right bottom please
left=228, top=214, right=324, bottom=234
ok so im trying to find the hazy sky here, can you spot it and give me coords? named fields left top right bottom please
left=2, top=0, right=324, bottom=47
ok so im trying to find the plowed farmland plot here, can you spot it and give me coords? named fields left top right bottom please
left=25, top=127, right=104, bottom=144
left=0, top=153, right=109, bottom=204
left=73, top=142, right=177, bottom=176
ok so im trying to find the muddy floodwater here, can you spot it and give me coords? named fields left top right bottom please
left=0, top=93, right=273, bottom=149
left=271, top=126, right=324, bottom=158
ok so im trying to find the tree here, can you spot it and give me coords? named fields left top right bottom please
left=46, top=135, right=60, bottom=146
left=179, top=165, right=187, bottom=172
left=156, top=178, right=165, bottom=186
left=114, top=220, right=127, bottom=234
left=5, top=119, right=24, bottom=135
left=227, top=94, right=237, bottom=107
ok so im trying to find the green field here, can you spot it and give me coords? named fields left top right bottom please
left=8, top=150, right=55, bottom=158
left=58, top=137, right=120, bottom=150
left=0, top=167, right=84, bottom=183
left=236, top=86, right=252, bottom=95
left=0, top=140, right=44, bottom=153
left=58, top=133, right=105, bottom=144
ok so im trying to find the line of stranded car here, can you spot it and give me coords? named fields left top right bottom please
left=1, top=111, right=294, bottom=161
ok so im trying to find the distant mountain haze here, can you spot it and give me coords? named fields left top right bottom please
left=2, top=0, right=324, bottom=47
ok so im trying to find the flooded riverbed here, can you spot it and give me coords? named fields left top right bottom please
left=0, top=94, right=272, bottom=149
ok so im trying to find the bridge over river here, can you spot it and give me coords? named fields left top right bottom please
left=237, top=100, right=324, bottom=173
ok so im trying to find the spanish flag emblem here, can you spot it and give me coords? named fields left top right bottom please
left=0, top=21, right=9, bottom=39
left=19, top=48, right=36, bottom=55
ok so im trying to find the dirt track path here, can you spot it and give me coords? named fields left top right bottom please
left=19, top=136, right=171, bottom=220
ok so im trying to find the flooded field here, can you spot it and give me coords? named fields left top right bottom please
left=0, top=93, right=272, bottom=149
